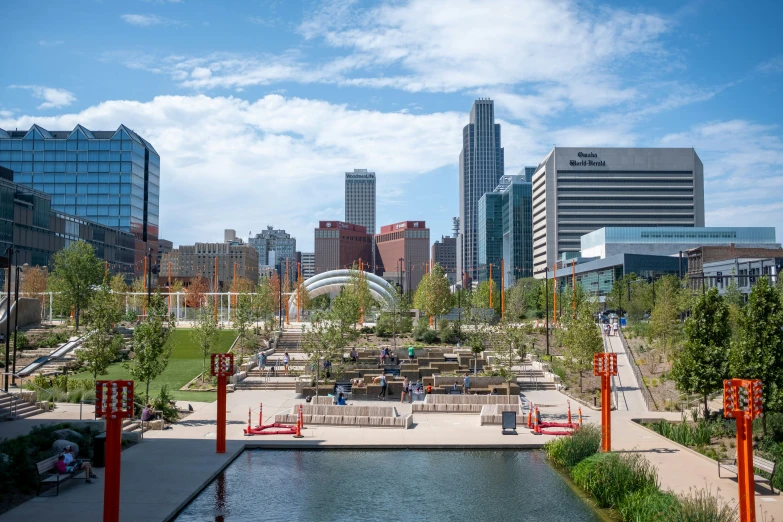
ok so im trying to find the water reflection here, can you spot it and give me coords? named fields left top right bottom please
left=176, top=450, right=602, bottom=522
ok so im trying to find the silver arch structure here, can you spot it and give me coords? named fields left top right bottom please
left=287, top=269, right=397, bottom=317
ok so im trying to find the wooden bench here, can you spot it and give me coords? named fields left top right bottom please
left=37, top=456, right=86, bottom=496
left=718, top=454, right=777, bottom=493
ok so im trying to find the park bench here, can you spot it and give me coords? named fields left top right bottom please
left=37, top=455, right=86, bottom=496
left=718, top=453, right=777, bottom=493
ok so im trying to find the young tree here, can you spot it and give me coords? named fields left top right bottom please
left=559, top=303, right=603, bottom=392
left=131, top=276, right=146, bottom=294
left=109, top=273, right=129, bottom=314
left=473, top=279, right=501, bottom=315
left=493, top=323, right=528, bottom=394
left=730, top=277, right=783, bottom=426
left=77, top=283, right=124, bottom=379
left=49, top=241, right=104, bottom=331
left=294, top=274, right=312, bottom=315
left=331, top=287, right=361, bottom=332
left=233, top=289, right=255, bottom=362
left=413, top=263, right=452, bottom=327
left=125, top=292, right=176, bottom=401
left=192, top=301, right=218, bottom=383
left=347, top=265, right=374, bottom=320
left=185, top=276, right=208, bottom=309
left=648, top=275, right=683, bottom=360
left=671, top=288, right=731, bottom=416
left=302, top=311, right=344, bottom=396
left=20, top=266, right=48, bottom=306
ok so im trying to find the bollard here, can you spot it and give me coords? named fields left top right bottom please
left=567, top=400, right=572, bottom=425
left=294, top=404, right=304, bottom=439
left=533, top=406, right=541, bottom=435
left=246, top=408, right=251, bottom=435
left=259, top=403, right=263, bottom=428
left=299, top=403, right=305, bottom=430
left=578, top=407, right=583, bottom=426
left=527, top=402, right=533, bottom=428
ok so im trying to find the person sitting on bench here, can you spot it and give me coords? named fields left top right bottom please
left=350, top=348, right=358, bottom=363
left=61, top=450, right=96, bottom=483
left=337, top=393, right=347, bottom=406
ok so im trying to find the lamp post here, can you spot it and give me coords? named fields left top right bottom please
left=11, top=265, right=20, bottom=386
left=95, top=380, right=134, bottom=522
left=545, top=266, right=549, bottom=358
left=211, top=353, right=234, bottom=454
left=594, top=353, right=618, bottom=452
left=724, top=379, right=763, bottom=522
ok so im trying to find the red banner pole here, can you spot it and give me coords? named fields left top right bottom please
left=603, top=374, right=611, bottom=451
left=103, top=416, right=123, bottom=522
left=217, top=374, right=227, bottom=454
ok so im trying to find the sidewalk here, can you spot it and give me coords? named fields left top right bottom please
left=605, top=332, right=647, bottom=413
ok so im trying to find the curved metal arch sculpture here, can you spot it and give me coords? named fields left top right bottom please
left=287, top=269, right=396, bottom=317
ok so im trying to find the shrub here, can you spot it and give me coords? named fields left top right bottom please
left=439, top=326, right=460, bottom=345
left=66, top=378, right=95, bottom=392
left=674, top=487, right=737, bottom=522
left=152, top=384, right=179, bottom=423
left=544, top=424, right=600, bottom=469
left=571, top=452, right=658, bottom=509
left=66, top=389, right=83, bottom=403
left=647, top=420, right=712, bottom=447
left=412, top=322, right=429, bottom=341
left=618, top=488, right=680, bottom=522
left=399, top=316, right=413, bottom=334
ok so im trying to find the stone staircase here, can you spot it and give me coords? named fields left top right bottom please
left=276, top=330, right=304, bottom=354
left=516, top=368, right=557, bottom=391
left=0, top=392, right=45, bottom=420
left=122, top=418, right=151, bottom=434
left=235, top=379, right=298, bottom=391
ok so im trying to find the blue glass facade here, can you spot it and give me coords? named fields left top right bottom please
left=502, top=178, right=534, bottom=285
left=477, top=192, right=503, bottom=290
left=0, top=124, right=160, bottom=275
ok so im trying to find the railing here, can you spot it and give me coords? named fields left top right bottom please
left=618, top=329, right=658, bottom=411
left=0, top=389, right=21, bottom=420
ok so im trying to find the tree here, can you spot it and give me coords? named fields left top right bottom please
left=185, top=276, right=208, bottom=309
left=20, top=266, right=48, bottom=306
left=331, top=287, right=360, bottom=332
left=77, top=283, right=123, bottom=379
left=473, top=279, right=500, bottom=315
left=347, top=265, right=374, bottom=321
left=233, top=288, right=255, bottom=363
left=302, top=311, right=345, bottom=396
left=294, top=274, right=312, bottom=315
left=109, top=273, right=129, bottom=313
left=730, top=277, right=783, bottom=426
left=253, top=276, right=277, bottom=331
left=131, top=276, right=146, bottom=294
left=192, top=301, right=218, bottom=383
left=169, top=279, right=184, bottom=295
left=413, top=263, right=452, bottom=327
left=49, top=241, right=103, bottom=331
left=648, top=276, right=683, bottom=360
left=559, top=303, right=603, bottom=392
left=671, top=288, right=731, bottom=416
left=311, top=294, right=331, bottom=311
left=494, top=323, right=528, bottom=394
left=125, top=292, right=176, bottom=400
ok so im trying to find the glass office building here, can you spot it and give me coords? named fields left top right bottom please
left=477, top=192, right=504, bottom=290
left=0, top=124, right=160, bottom=275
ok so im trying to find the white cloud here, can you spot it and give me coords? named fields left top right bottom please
left=38, top=40, right=64, bottom=47
left=756, top=55, right=783, bottom=74
left=0, top=94, right=476, bottom=248
left=121, top=14, right=181, bottom=27
left=8, top=85, right=76, bottom=109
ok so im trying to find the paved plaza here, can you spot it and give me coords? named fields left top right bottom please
left=0, top=333, right=780, bottom=521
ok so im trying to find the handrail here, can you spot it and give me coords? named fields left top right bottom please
left=3, top=372, right=57, bottom=405
left=618, top=328, right=658, bottom=411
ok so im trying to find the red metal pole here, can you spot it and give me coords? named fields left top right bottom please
left=737, top=415, right=755, bottom=522
left=259, top=403, right=263, bottom=428
left=602, top=375, right=611, bottom=452
left=216, top=374, right=226, bottom=453
left=103, top=416, right=123, bottom=522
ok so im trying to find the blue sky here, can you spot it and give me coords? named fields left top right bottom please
left=2, top=0, right=782, bottom=250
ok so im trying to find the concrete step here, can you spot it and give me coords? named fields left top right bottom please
left=236, top=382, right=298, bottom=390
left=517, top=382, right=557, bottom=391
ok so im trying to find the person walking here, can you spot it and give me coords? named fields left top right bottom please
left=408, top=345, right=415, bottom=362
left=463, top=374, right=471, bottom=395
left=380, top=347, right=387, bottom=366
left=400, top=377, right=408, bottom=403
left=378, top=373, right=387, bottom=400
left=283, top=352, right=290, bottom=376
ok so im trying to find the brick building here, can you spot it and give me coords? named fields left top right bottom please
left=313, top=221, right=373, bottom=274
left=432, top=235, right=457, bottom=284
left=376, top=221, right=430, bottom=294
left=161, top=242, right=259, bottom=289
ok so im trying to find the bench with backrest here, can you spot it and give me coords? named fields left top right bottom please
left=413, top=394, right=520, bottom=413
left=275, top=404, right=412, bottom=428
left=37, top=455, right=86, bottom=496
left=718, top=453, right=777, bottom=493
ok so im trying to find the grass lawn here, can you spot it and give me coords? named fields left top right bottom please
left=74, top=329, right=238, bottom=402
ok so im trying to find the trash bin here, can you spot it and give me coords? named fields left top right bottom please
left=93, top=433, right=106, bottom=467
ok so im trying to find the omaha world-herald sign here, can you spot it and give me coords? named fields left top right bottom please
left=570, top=152, right=606, bottom=167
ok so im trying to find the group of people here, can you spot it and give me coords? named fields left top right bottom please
left=603, top=323, right=619, bottom=336
left=256, top=351, right=291, bottom=376
left=55, top=445, right=97, bottom=485
left=399, top=377, right=423, bottom=403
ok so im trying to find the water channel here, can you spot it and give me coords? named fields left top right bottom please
left=174, top=449, right=602, bottom=521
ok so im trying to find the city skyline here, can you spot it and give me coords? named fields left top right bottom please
left=2, top=1, right=782, bottom=250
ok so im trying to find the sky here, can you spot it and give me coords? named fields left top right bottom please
left=2, top=0, right=782, bottom=251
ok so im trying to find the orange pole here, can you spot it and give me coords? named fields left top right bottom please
left=489, top=263, right=493, bottom=309
left=297, top=262, right=301, bottom=322
left=602, top=374, right=611, bottom=451
left=501, top=258, right=505, bottom=319
left=285, top=259, right=290, bottom=325
left=553, top=263, right=557, bottom=325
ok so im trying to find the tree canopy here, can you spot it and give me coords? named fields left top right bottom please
left=49, top=241, right=104, bottom=331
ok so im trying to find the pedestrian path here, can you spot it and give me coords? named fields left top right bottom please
left=604, top=331, right=647, bottom=414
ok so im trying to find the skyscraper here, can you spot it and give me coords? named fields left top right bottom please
left=345, top=169, right=376, bottom=270
left=0, top=124, right=160, bottom=276
left=458, top=99, right=504, bottom=286
left=249, top=226, right=296, bottom=284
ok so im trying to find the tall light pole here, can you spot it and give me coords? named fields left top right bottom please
left=11, top=265, right=20, bottom=386
left=4, top=246, right=13, bottom=392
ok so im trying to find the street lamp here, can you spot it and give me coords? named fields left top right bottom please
left=11, top=265, right=21, bottom=386
left=4, top=246, right=14, bottom=392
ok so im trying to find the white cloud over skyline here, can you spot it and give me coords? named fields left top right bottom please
left=8, top=85, right=76, bottom=109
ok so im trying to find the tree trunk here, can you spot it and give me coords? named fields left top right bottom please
left=75, top=307, right=80, bottom=332
left=146, top=380, right=151, bottom=403
left=202, top=356, right=206, bottom=384
left=703, top=394, right=709, bottom=418
left=579, top=371, right=583, bottom=393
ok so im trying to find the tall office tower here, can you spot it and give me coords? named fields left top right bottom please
left=375, top=221, right=430, bottom=293
left=0, top=124, right=160, bottom=277
left=432, top=236, right=457, bottom=284
left=532, top=147, right=704, bottom=276
left=522, top=166, right=535, bottom=183
left=157, top=239, right=173, bottom=274
left=300, top=252, right=315, bottom=279
left=314, top=221, right=372, bottom=275
left=345, top=169, right=376, bottom=271
left=458, top=99, right=504, bottom=287
left=249, top=226, right=296, bottom=284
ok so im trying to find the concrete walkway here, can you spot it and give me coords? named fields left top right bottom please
left=604, top=332, right=647, bottom=414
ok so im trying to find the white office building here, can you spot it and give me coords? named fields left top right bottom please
left=532, top=147, right=704, bottom=277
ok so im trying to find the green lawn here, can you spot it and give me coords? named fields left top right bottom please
left=74, top=329, right=238, bottom=402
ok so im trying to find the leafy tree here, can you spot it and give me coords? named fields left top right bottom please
left=671, top=288, right=731, bottom=416
left=49, top=241, right=103, bottom=331
left=331, top=287, right=360, bottom=332
left=131, top=276, right=146, bottom=294
left=474, top=279, right=500, bottom=315
left=730, top=277, right=783, bottom=427
left=125, top=292, right=176, bottom=400
left=192, top=301, right=219, bottom=383
left=233, top=288, right=255, bottom=362
left=558, top=303, right=603, bottom=392
left=253, top=276, right=277, bottom=332
left=311, top=294, right=331, bottom=311
left=185, top=276, right=208, bottom=309
left=723, top=273, right=744, bottom=308
left=537, top=278, right=555, bottom=320
left=20, top=266, right=48, bottom=306
left=648, top=275, right=684, bottom=360
left=413, top=263, right=453, bottom=327
left=493, top=323, right=528, bottom=394
left=302, top=310, right=347, bottom=396
left=109, top=273, right=129, bottom=313
left=293, top=274, right=312, bottom=316
left=169, top=279, right=184, bottom=294
left=347, top=265, right=374, bottom=320
left=77, top=283, right=124, bottom=379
